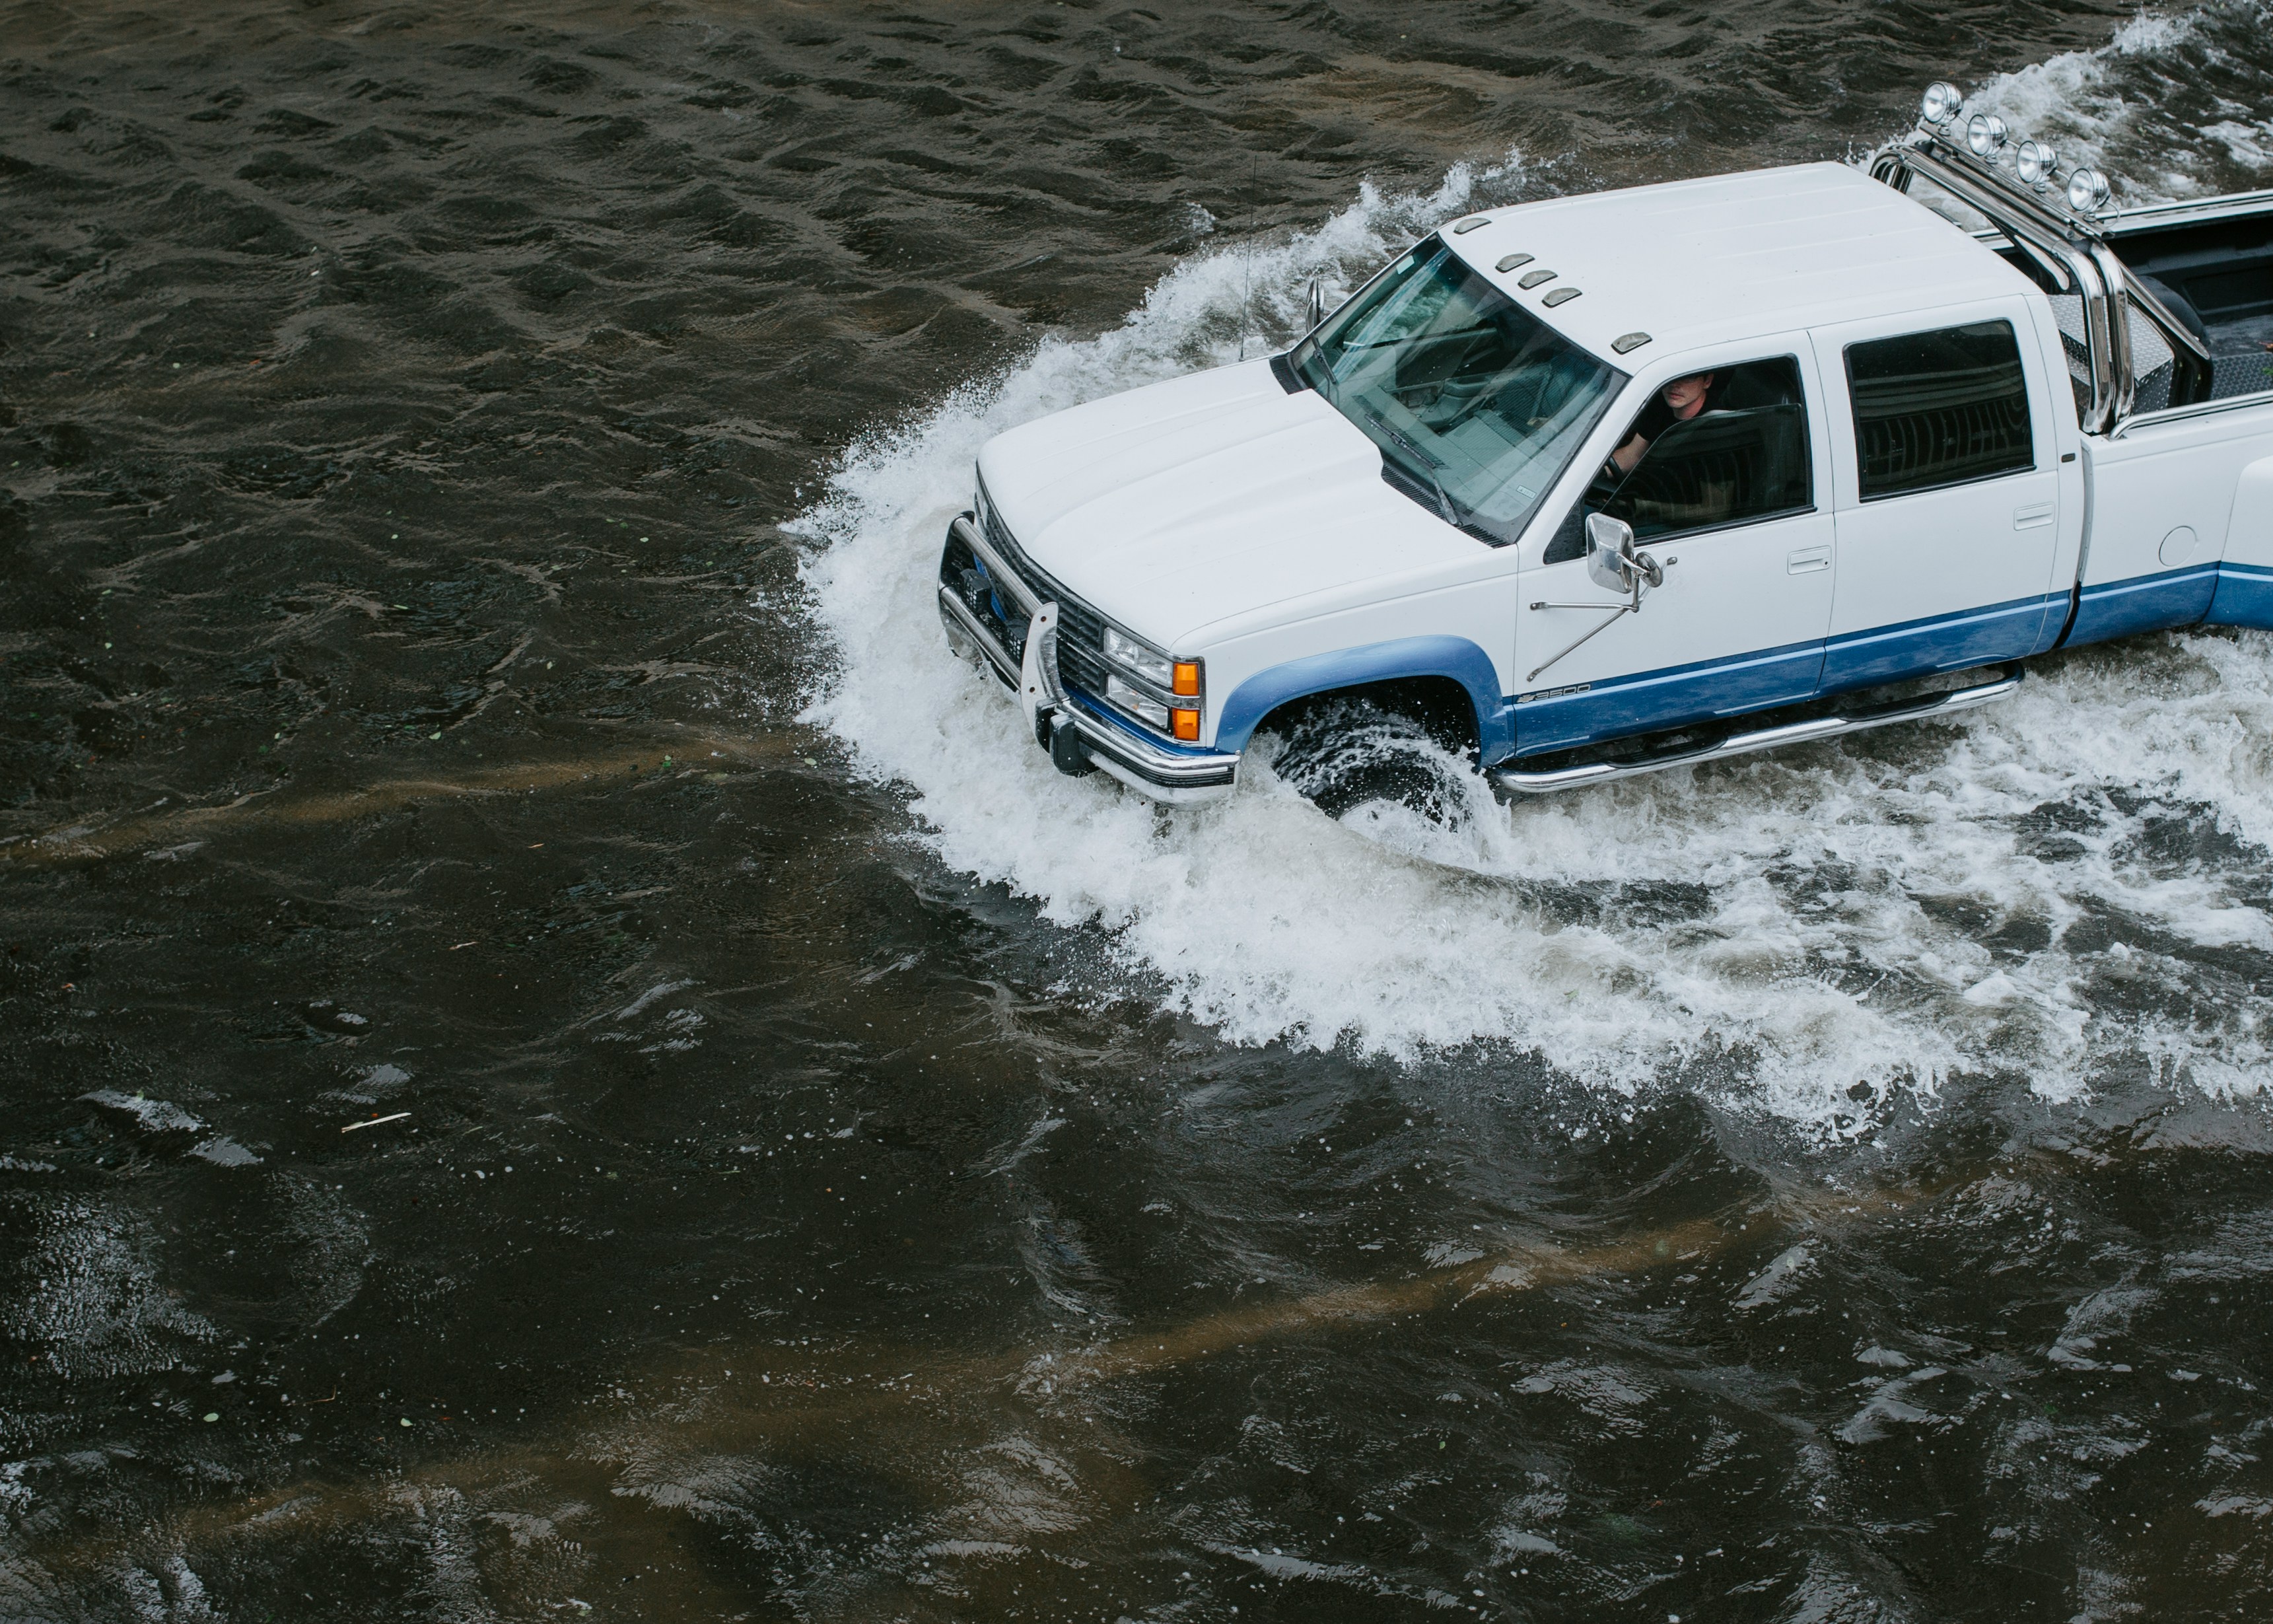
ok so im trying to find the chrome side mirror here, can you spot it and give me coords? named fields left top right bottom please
left=1586, top=512, right=1636, bottom=590
left=1306, top=275, right=1324, bottom=331
left=1525, top=514, right=1670, bottom=683
left=1584, top=511, right=1663, bottom=593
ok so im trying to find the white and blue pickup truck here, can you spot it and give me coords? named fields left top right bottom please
left=936, top=84, right=2273, bottom=802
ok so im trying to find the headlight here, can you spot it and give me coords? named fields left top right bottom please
left=1105, top=675, right=1170, bottom=730
left=1965, top=112, right=2007, bottom=157
left=2015, top=139, right=2057, bottom=188
left=1102, top=626, right=1172, bottom=688
left=1919, top=82, right=1962, bottom=126
left=2066, top=166, right=2110, bottom=213
left=1100, top=627, right=1203, bottom=740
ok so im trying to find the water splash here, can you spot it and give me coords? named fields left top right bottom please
left=1964, top=2, right=2273, bottom=202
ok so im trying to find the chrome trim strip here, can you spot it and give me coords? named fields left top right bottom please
left=2110, top=389, right=2273, bottom=438
left=2105, top=188, right=2273, bottom=230
left=1084, top=751, right=1236, bottom=804
left=1489, top=670, right=2022, bottom=794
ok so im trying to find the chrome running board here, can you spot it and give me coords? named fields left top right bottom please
left=1488, top=668, right=2023, bottom=795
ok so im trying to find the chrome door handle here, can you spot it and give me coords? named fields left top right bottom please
left=1786, top=546, right=1831, bottom=575
left=2013, top=503, right=2054, bottom=530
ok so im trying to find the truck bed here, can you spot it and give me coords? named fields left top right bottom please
left=2107, top=195, right=2273, bottom=406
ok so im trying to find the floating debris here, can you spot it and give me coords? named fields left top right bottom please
left=341, top=1112, right=412, bottom=1135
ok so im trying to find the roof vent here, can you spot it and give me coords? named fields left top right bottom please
left=1516, top=269, right=1556, bottom=289
left=1611, top=332, right=1652, bottom=354
left=1451, top=215, right=1489, bottom=234
left=1496, top=253, right=1533, bottom=273
left=1542, top=287, right=1581, bottom=307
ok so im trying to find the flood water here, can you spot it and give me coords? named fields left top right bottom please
left=6, top=1, right=2273, bottom=1617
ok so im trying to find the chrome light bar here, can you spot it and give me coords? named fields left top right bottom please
left=1910, top=79, right=2113, bottom=226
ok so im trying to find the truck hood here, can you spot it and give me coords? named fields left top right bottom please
left=975, top=359, right=1479, bottom=649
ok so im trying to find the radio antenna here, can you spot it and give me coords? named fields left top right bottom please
left=1239, top=152, right=1257, bottom=361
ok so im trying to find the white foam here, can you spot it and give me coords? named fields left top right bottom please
left=1961, top=3, right=2273, bottom=204
left=2202, top=118, right=2273, bottom=171
left=1967, top=10, right=2198, bottom=160
left=794, top=145, right=2273, bottom=1130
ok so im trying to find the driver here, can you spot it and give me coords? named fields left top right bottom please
left=1609, top=371, right=1721, bottom=474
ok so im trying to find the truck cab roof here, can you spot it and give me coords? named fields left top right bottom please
left=1453, top=162, right=2035, bottom=361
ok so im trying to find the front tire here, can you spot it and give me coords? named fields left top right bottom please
left=1257, top=688, right=1475, bottom=822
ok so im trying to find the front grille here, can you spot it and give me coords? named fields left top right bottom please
left=1055, top=600, right=1112, bottom=701
left=968, top=498, right=1118, bottom=710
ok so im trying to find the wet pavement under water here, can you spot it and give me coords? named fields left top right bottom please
left=5, top=1, right=2273, bottom=1619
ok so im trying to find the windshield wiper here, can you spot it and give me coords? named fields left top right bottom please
left=1363, top=408, right=1461, bottom=528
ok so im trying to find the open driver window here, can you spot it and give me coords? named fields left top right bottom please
left=1544, top=355, right=1812, bottom=561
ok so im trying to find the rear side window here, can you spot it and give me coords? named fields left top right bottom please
left=1845, top=320, right=2033, bottom=500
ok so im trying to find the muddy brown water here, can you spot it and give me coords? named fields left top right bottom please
left=6, top=1, right=2273, bottom=1619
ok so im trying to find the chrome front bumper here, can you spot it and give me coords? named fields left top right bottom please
left=937, top=514, right=1238, bottom=804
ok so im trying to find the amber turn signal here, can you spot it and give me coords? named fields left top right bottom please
left=1171, top=660, right=1201, bottom=697
left=1171, top=707, right=1200, bottom=742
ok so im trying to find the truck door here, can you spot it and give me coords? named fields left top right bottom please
left=1815, top=304, right=2068, bottom=689
left=1511, top=344, right=1838, bottom=755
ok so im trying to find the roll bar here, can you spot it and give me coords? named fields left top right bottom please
left=1869, top=122, right=2212, bottom=435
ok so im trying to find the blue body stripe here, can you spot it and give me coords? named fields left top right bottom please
left=1507, top=596, right=2060, bottom=758
left=1819, top=592, right=2060, bottom=693
left=1210, top=565, right=2273, bottom=769
left=2204, top=561, right=2273, bottom=632
left=1509, top=638, right=1823, bottom=756
left=2066, top=563, right=2222, bottom=647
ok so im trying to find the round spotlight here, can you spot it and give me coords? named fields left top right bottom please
left=2066, top=166, right=2111, bottom=213
left=1965, top=112, right=2008, bottom=157
left=1920, top=81, right=1963, bottom=126
left=2015, top=139, right=2058, bottom=188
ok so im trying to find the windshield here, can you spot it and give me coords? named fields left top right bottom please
left=1289, top=237, right=1625, bottom=545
